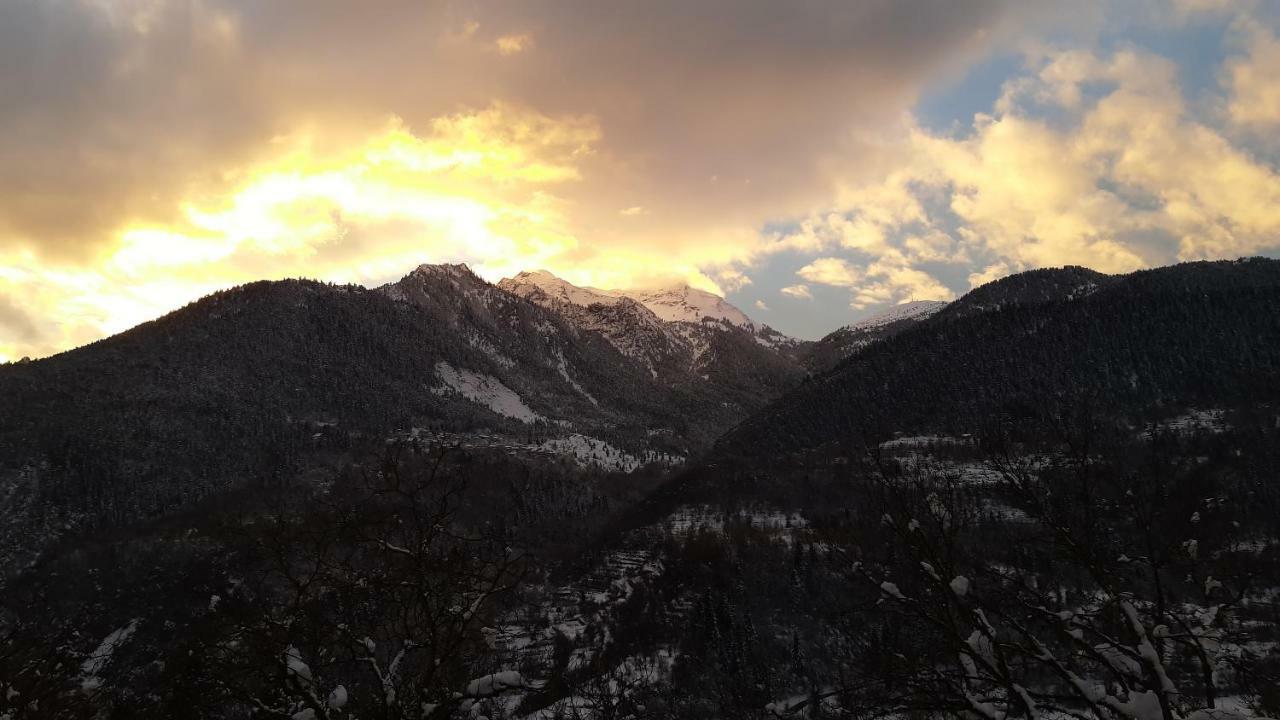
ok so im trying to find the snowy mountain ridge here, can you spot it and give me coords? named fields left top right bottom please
left=500, top=270, right=757, bottom=330
left=629, top=285, right=756, bottom=329
left=502, top=270, right=625, bottom=309
left=801, top=299, right=950, bottom=372
left=370, top=264, right=807, bottom=458
left=499, top=269, right=811, bottom=376
left=500, top=268, right=816, bottom=365
left=842, top=299, right=947, bottom=332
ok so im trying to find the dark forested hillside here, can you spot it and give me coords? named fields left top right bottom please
left=0, top=264, right=806, bottom=577
left=936, top=265, right=1111, bottom=319
left=801, top=299, right=947, bottom=373
left=715, top=259, right=1280, bottom=461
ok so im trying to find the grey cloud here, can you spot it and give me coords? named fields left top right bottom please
left=0, top=293, right=41, bottom=344
left=0, top=0, right=1072, bottom=262
left=0, top=0, right=276, bottom=258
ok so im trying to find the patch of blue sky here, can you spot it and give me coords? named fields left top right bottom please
left=726, top=249, right=848, bottom=340
left=914, top=51, right=1024, bottom=135
left=759, top=219, right=803, bottom=240
left=1109, top=14, right=1235, bottom=110
left=913, top=260, right=979, bottom=297
left=732, top=195, right=979, bottom=338
left=916, top=15, right=1238, bottom=133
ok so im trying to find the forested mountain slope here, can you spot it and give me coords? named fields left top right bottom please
left=936, top=265, right=1111, bottom=319
left=0, top=264, right=808, bottom=571
left=499, top=270, right=810, bottom=376
left=716, top=258, right=1280, bottom=460
left=801, top=299, right=947, bottom=372
left=5, top=259, right=1280, bottom=720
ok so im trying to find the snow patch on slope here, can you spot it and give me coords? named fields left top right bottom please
left=433, top=362, right=541, bottom=423
left=81, top=619, right=139, bottom=691
left=465, top=330, right=516, bottom=369
left=1160, top=409, right=1227, bottom=434
left=666, top=505, right=807, bottom=535
left=552, top=351, right=598, bottom=406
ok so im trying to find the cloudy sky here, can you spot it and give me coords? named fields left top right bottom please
left=3, top=0, right=1280, bottom=359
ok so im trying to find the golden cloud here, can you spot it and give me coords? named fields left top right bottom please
left=495, top=33, right=534, bottom=56
left=797, top=258, right=864, bottom=287
left=1227, top=20, right=1280, bottom=127
left=767, top=39, right=1280, bottom=313
left=2, top=0, right=1075, bottom=356
left=0, top=104, right=602, bottom=361
left=0, top=98, right=775, bottom=361
left=6, top=1, right=1278, bottom=355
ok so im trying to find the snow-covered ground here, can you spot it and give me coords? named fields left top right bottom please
left=879, top=434, right=969, bottom=450
left=80, top=619, right=139, bottom=692
left=397, top=429, right=682, bottom=474
left=433, top=362, right=541, bottom=423
left=539, top=434, right=680, bottom=473
left=1159, top=409, right=1227, bottom=435
left=665, top=505, right=808, bottom=535
left=474, top=546, right=675, bottom=718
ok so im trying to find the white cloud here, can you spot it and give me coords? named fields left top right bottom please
left=849, top=262, right=953, bottom=309
left=780, top=284, right=813, bottom=300
left=714, top=267, right=753, bottom=293
left=770, top=39, right=1280, bottom=316
left=797, top=258, right=863, bottom=287
left=968, top=262, right=1014, bottom=288
left=1227, top=20, right=1280, bottom=128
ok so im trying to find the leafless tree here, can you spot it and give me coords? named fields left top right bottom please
left=205, top=441, right=532, bottom=719
left=773, top=428, right=1275, bottom=720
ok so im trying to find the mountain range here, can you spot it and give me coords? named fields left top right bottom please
left=6, top=259, right=1278, bottom=548
left=0, top=264, right=820, bottom=573
left=725, top=257, right=1280, bottom=462
left=4, top=256, right=1280, bottom=718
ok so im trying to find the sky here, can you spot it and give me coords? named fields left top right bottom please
left=3, top=0, right=1280, bottom=359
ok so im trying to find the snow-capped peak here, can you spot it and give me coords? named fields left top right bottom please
left=844, top=300, right=947, bottom=332
left=501, top=270, right=624, bottom=308
left=500, top=270, right=757, bottom=330
left=630, top=285, right=756, bottom=330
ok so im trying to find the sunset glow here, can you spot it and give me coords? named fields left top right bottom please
left=3, top=0, right=1280, bottom=359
